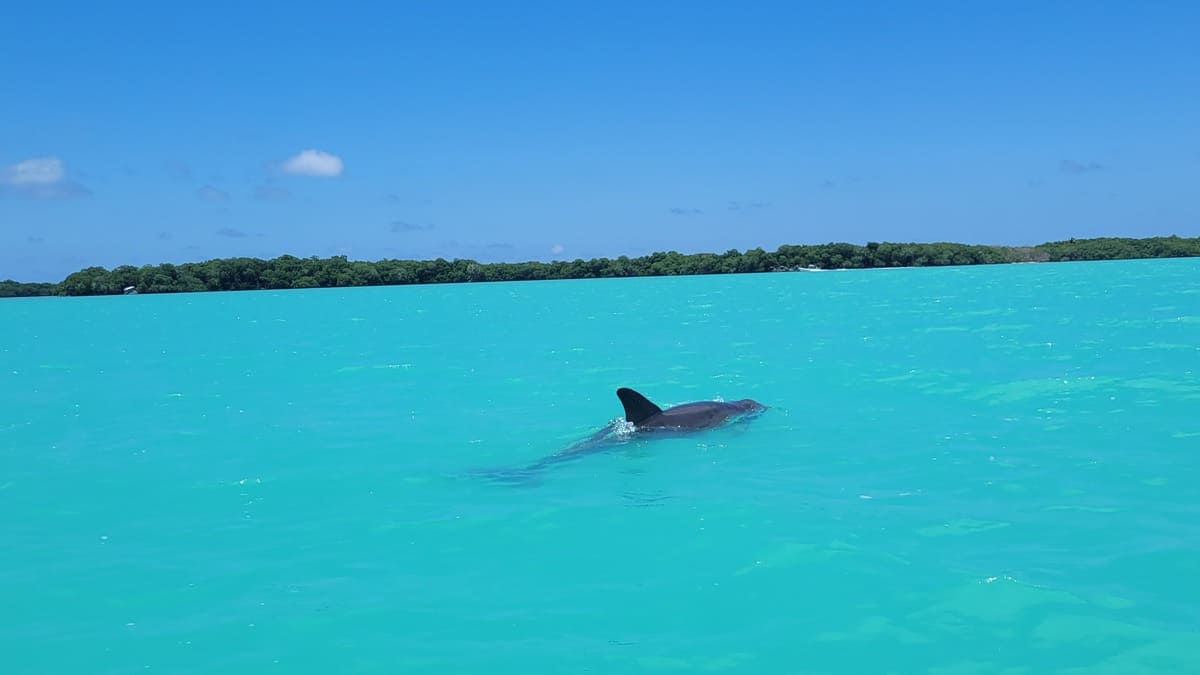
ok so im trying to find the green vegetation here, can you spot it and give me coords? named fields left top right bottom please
left=0, top=280, right=59, bottom=298
left=3, top=235, right=1198, bottom=298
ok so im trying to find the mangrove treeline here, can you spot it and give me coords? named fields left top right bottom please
left=3, top=235, right=1198, bottom=298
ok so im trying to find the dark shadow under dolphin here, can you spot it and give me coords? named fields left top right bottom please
left=471, top=387, right=768, bottom=484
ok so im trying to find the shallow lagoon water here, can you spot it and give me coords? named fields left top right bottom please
left=2, top=258, right=1199, bottom=673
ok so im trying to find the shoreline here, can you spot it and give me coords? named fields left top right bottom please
left=3, top=235, right=1198, bottom=298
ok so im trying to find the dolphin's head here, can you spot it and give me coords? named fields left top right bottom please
left=728, top=399, right=767, bottom=415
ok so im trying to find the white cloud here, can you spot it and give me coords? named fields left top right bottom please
left=4, top=157, right=65, bottom=185
left=550, top=244, right=565, bottom=255
left=1, top=156, right=89, bottom=199
left=280, top=149, right=344, bottom=177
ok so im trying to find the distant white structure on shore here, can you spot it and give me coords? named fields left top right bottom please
left=123, top=286, right=138, bottom=295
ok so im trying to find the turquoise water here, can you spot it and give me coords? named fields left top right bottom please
left=3, top=258, right=1199, bottom=673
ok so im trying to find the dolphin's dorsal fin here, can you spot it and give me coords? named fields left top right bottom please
left=616, top=388, right=663, bottom=425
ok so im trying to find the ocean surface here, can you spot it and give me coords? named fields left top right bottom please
left=3, top=258, right=1199, bottom=674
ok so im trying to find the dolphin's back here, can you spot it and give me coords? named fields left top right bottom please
left=645, top=401, right=741, bottom=430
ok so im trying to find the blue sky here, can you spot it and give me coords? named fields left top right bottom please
left=2, top=1, right=1197, bottom=281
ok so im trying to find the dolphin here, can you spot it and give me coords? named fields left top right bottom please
left=472, top=387, right=767, bottom=483
left=614, top=387, right=766, bottom=432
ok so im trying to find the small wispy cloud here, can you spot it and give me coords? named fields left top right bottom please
left=280, top=149, right=343, bottom=177
left=27, top=236, right=44, bottom=244
left=550, top=244, right=565, bottom=255
left=1059, top=159, right=1105, bottom=174
left=390, top=220, right=434, bottom=233
left=728, top=200, right=771, bottom=211
left=158, top=232, right=174, bottom=241
left=17, top=157, right=65, bottom=182
left=820, top=179, right=836, bottom=189
left=164, top=160, right=193, bottom=182
left=216, top=227, right=248, bottom=238
left=254, top=184, right=291, bottom=201
left=669, top=207, right=703, bottom=216
left=196, top=184, right=230, bottom=203
left=1, top=157, right=90, bottom=199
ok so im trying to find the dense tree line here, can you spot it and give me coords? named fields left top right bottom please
left=0, top=280, right=58, bottom=298
left=3, top=235, right=1197, bottom=298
